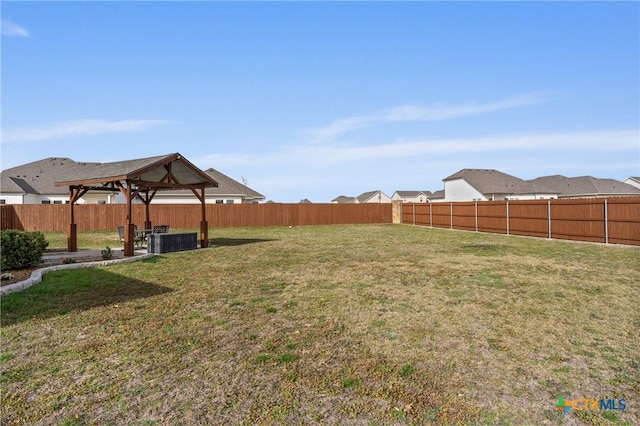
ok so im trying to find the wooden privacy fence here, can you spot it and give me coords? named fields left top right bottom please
left=401, top=197, right=640, bottom=246
left=0, top=203, right=393, bottom=232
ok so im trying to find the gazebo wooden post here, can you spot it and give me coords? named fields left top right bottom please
left=124, top=182, right=135, bottom=257
left=144, top=193, right=152, bottom=230
left=67, top=187, right=78, bottom=252
left=200, top=186, right=208, bottom=248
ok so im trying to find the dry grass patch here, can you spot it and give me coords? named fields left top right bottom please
left=2, top=225, right=638, bottom=425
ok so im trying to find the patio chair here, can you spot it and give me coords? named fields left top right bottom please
left=152, top=224, right=169, bottom=234
left=120, top=225, right=145, bottom=248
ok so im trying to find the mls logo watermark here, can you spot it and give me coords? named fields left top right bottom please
left=556, top=396, right=626, bottom=414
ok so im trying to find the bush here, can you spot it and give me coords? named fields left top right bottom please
left=101, top=246, right=113, bottom=260
left=1, top=230, right=49, bottom=270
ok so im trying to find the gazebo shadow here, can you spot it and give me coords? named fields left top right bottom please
left=209, top=237, right=277, bottom=247
left=0, top=268, right=173, bottom=326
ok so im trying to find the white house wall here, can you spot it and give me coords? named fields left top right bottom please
left=150, top=196, right=243, bottom=204
left=391, top=194, right=427, bottom=203
left=80, top=193, right=118, bottom=204
left=26, top=194, right=69, bottom=204
left=0, top=194, right=25, bottom=204
left=444, top=179, right=484, bottom=201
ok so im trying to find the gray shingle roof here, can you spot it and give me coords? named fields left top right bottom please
left=357, top=190, right=387, bottom=203
left=394, top=191, right=423, bottom=197
left=444, top=169, right=556, bottom=195
left=161, top=168, right=264, bottom=200
left=529, top=175, right=640, bottom=197
left=59, top=154, right=170, bottom=183
left=1, top=155, right=267, bottom=199
left=1, top=157, right=98, bottom=195
left=56, top=153, right=216, bottom=187
left=430, top=190, right=445, bottom=199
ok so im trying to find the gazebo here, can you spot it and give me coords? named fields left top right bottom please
left=55, top=153, right=218, bottom=256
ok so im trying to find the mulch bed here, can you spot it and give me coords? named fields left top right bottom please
left=1, top=255, right=105, bottom=287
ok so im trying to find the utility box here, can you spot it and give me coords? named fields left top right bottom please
left=147, top=232, right=197, bottom=254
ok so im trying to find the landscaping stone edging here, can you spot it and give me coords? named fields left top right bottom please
left=0, top=253, right=156, bottom=296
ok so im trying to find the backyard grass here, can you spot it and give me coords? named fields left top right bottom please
left=2, top=224, right=638, bottom=425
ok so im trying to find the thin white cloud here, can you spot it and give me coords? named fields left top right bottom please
left=1, top=119, right=173, bottom=143
left=309, top=92, right=555, bottom=142
left=194, top=129, right=638, bottom=202
left=1, top=19, right=30, bottom=37
left=195, top=129, right=638, bottom=169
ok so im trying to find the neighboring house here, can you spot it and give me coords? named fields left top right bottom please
left=0, top=157, right=117, bottom=204
left=624, top=177, right=640, bottom=190
left=0, top=157, right=264, bottom=204
left=333, top=191, right=391, bottom=203
left=332, top=195, right=358, bottom=204
left=391, top=191, right=431, bottom=203
left=357, top=190, right=391, bottom=203
left=150, top=168, right=265, bottom=204
left=528, top=175, right=640, bottom=199
left=442, top=169, right=558, bottom=202
left=429, top=190, right=445, bottom=202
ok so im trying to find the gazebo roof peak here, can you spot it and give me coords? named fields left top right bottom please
left=55, top=152, right=217, bottom=189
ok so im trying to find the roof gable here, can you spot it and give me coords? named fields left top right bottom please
left=357, top=190, right=388, bottom=203
left=55, top=153, right=217, bottom=189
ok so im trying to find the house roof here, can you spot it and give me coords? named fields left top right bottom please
left=159, top=167, right=264, bottom=200
left=394, top=190, right=433, bottom=197
left=528, top=175, right=640, bottom=197
left=1, top=155, right=272, bottom=201
left=430, top=190, right=445, bottom=199
left=55, top=153, right=216, bottom=189
left=357, top=190, right=387, bottom=203
left=444, top=169, right=556, bottom=195
left=332, top=195, right=358, bottom=203
left=394, top=191, right=423, bottom=197
left=1, top=157, right=99, bottom=195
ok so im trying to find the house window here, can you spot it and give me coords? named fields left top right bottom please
left=0, top=199, right=5, bottom=204
left=215, top=200, right=224, bottom=204
left=41, top=200, right=51, bottom=204
left=53, top=200, right=62, bottom=204
left=98, top=200, right=106, bottom=204
left=226, top=200, right=234, bottom=204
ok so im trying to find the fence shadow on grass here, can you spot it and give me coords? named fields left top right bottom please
left=0, top=268, right=173, bottom=326
left=209, top=237, right=277, bottom=247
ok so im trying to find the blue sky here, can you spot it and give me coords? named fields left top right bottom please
left=2, top=1, right=638, bottom=202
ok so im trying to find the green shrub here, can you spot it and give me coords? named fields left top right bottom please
left=0, top=230, right=49, bottom=270
left=101, top=246, right=113, bottom=260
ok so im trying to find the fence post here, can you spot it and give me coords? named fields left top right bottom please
left=548, top=199, right=552, bottom=239
left=450, top=202, right=453, bottom=230
left=604, top=199, right=609, bottom=244
left=506, top=200, right=510, bottom=235
left=413, top=203, right=416, bottom=225
left=429, top=202, right=433, bottom=227
left=475, top=202, right=478, bottom=232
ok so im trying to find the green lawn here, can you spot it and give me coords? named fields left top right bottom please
left=2, top=225, right=639, bottom=425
